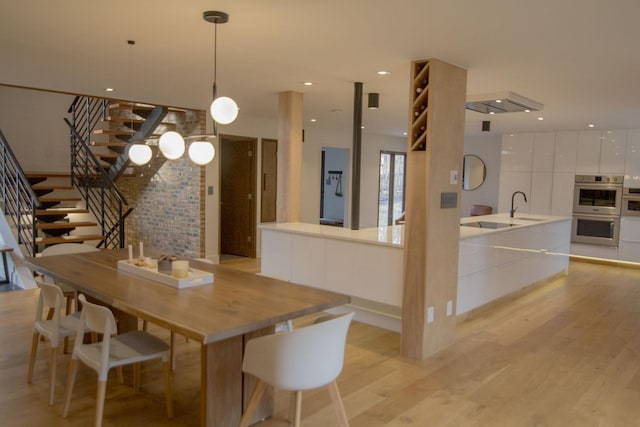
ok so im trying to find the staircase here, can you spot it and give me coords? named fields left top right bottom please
left=26, top=172, right=105, bottom=246
left=0, top=95, right=193, bottom=257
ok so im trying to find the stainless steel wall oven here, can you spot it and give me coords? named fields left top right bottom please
left=622, top=187, right=640, bottom=217
left=572, top=175, right=623, bottom=246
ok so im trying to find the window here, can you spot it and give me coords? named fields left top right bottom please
left=378, top=151, right=406, bottom=226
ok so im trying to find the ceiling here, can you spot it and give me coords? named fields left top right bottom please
left=2, top=0, right=640, bottom=138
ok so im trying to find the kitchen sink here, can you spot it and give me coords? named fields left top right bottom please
left=461, top=221, right=517, bottom=229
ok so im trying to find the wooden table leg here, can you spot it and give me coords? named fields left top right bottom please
left=201, top=336, right=243, bottom=427
left=242, top=327, right=275, bottom=424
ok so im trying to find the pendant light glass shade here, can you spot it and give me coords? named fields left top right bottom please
left=128, top=144, right=152, bottom=166
left=188, top=141, right=216, bottom=165
left=209, top=96, right=238, bottom=125
left=158, top=131, right=185, bottom=160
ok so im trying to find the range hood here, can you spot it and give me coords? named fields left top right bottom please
left=466, top=91, right=543, bottom=114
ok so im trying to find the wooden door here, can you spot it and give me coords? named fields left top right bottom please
left=261, top=139, right=277, bottom=223
left=220, top=135, right=257, bottom=257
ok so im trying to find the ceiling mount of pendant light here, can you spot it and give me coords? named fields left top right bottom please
left=204, top=10, right=238, bottom=126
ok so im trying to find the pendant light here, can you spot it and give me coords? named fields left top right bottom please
left=158, top=131, right=185, bottom=160
left=188, top=140, right=216, bottom=165
left=128, top=144, right=152, bottom=166
left=204, top=11, right=238, bottom=125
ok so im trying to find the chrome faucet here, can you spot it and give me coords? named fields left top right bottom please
left=510, top=191, right=527, bottom=218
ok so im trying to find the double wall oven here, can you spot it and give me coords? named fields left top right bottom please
left=572, top=174, right=623, bottom=246
left=622, top=187, right=640, bottom=217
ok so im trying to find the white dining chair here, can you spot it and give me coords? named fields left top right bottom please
left=27, top=279, right=84, bottom=405
left=62, top=294, right=173, bottom=427
left=39, top=243, right=99, bottom=314
left=239, top=311, right=354, bottom=427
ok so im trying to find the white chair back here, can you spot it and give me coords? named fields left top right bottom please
left=40, top=243, right=99, bottom=256
left=243, top=312, right=354, bottom=391
left=35, top=279, right=65, bottom=341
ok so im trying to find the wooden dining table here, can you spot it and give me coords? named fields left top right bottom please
left=25, top=248, right=350, bottom=427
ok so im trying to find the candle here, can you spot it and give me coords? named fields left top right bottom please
left=139, top=241, right=144, bottom=259
left=128, top=245, right=133, bottom=262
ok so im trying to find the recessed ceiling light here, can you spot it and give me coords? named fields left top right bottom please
left=588, top=124, right=595, bottom=128
left=303, top=82, right=313, bottom=86
left=489, top=111, right=495, bottom=115
left=403, top=132, right=407, bottom=136
left=537, top=117, right=544, bottom=121
left=310, top=118, right=317, bottom=122
left=361, top=126, right=365, bottom=129
left=495, top=99, right=502, bottom=103
left=377, top=70, right=391, bottom=75
left=524, top=109, right=531, bottom=113
left=105, top=88, right=115, bottom=92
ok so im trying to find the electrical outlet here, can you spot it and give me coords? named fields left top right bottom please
left=450, top=170, right=458, bottom=185
left=427, top=306, right=434, bottom=324
left=446, top=300, right=453, bottom=316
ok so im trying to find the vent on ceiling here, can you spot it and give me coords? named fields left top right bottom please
left=466, top=91, right=543, bottom=114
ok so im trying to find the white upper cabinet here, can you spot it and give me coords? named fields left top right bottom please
left=624, top=129, right=640, bottom=187
left=501, top=133, right=534, bottom=172
left=599, top=129, right=627, bottom=174
left=553, top=131, right=578, bottom=173
left=576, top=130, right=601, bottom=174
left=532, top=132, right=556, bottom=173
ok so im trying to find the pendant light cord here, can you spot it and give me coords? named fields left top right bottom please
left=212, top=22, right=218, bottom=100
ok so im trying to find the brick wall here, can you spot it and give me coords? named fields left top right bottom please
left=118, top=108, right=207, bottom=258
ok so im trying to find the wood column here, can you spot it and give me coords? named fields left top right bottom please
left=401, top=58, right=467, bottom=360
left=276, top=91, right=303, bottom=223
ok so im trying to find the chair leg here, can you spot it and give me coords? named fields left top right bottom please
left=163, top=361, right=173, bottom=418
left=239, top=379, right=267, bottom=427
left=117, top=366, right=124, bottom=384
left=292, top=390, right=302, bottom=427
left=327, top=380, right=349, bottom=427
left=133, top=363, right=140, bottom=394
left=27, top=332, right=40, bottom=384
left=48, top=347, right=57, bottom=405
left=287, top=391, right=297, bottom=423
left=95, top=380, right=107, bottom=427
left=170, top=331, right=176, bottom=371
left=63, top=359, right=79, bottom=418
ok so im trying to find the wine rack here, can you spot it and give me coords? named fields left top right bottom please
left=409, top=60, right=430, bottom=151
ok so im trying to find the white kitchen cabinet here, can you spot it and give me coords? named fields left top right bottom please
left=551, top=172, right=575, bottom=216
left=554, top=131, right=578, bottom=173
left=618, top=217, right=640, bottom=262
left=532, top=132, right=556, bottom=173
left=530, top=172, right=552, bottom=214
left=600, top=129, right=627, bottom=174
left=501, top=133, right=534, bottom=172
left=576, top=130, right=601, bottom=174
left=624, top=129, right=640, bottom=187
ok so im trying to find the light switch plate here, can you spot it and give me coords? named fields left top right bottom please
left=450, top=170, right=459, bottom=185
left=427, top=306, right=434, bottom=324
left=446, top=300, right=453, bottom=316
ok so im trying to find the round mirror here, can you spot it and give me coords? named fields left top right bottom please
left=462, top=155, right=486, bottom=190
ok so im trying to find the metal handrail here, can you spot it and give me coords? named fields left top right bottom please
left=0, top=128, right=42, bottom=256
left=65, top=97, right=130, bottom=249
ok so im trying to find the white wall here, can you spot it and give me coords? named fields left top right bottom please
left=461, top=134, right=501, bottom=217
left=301, top=127, right=406, bottom=229
left=321, top=147, right=348, bottom=222
left=0, top=86, right=73, bottom=171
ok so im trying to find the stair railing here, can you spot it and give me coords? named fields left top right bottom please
left=0, top=129, right=41, bottom=257
left=64, top=117, right=129, bottom=249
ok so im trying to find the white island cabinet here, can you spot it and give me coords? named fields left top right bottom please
left=261, top=214, right=571, bottom=332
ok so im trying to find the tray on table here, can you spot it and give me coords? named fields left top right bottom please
left=117, top=260, right=214, bottom=289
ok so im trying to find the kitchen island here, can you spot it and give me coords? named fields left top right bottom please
left=261, top=213, right=571, bottom=331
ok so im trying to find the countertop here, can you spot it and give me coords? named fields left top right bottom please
left=260, top=214, right=572, bottom=248
left=459, top=213, right=572, bottom=240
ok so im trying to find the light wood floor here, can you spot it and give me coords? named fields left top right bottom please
left=2, top=259, right=640, bottom=426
